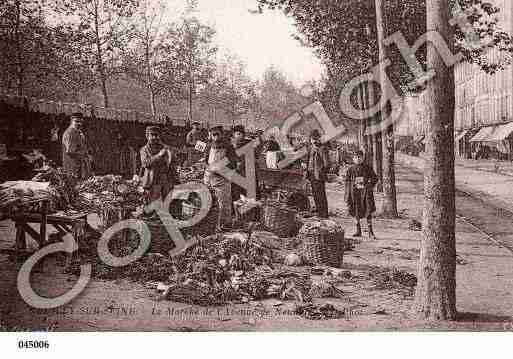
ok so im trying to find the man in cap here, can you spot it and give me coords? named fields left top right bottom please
left=231, top=125, right=249, bottom=202
left=231, top=125, right=260, bottom=201
left=62, top=112, right=91, bottom=181
left=186, top=122, right=204, bottom=147
left=140, top=126, right=177, bottom=214
left=202, top=126, right=238, bottom=231
left=185, top=122, right=205, bottom=165
left=303, top=129, right=330, bottom=218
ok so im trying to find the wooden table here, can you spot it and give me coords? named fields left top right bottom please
left=9, top=200, right=88, bottom=252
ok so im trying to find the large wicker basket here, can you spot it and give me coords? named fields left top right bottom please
left=299, top=221, right=345, bottom=268
left=179, top=189, right=219, bottom=237
left=234, top=200, right=261, bottom=224
left=98, top=206, right=130, bottom=231
left=262, top=201, right=298, bottom=238
left=126, top=218, right=176, bottom=255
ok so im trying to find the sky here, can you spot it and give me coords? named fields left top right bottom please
left=190, top=0, right=325, bottom=86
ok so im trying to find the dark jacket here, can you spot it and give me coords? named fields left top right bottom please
left=203, top=139, right=239, bottom=187
left=140, top=142, right=177, bottom=189
left=204, top=140, right=238, bottom=170
left=304, top=145, right=330, bottom=182
left=344, top=163, right=378, bottom=218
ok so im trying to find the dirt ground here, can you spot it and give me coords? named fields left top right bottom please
left=1, top=164, right=512, bottom=331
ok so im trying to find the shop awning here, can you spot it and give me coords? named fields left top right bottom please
left=487, top=121, right=513, bottom=141
left=470, top=125, right=495, bottom=142
left=470, top=122, right=513, bottom=142
left=414, top=135, right=425, bottom=143
left=455, top=130, right=469, bottom=142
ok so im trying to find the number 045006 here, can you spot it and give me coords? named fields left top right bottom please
left=18, top=340, right=49, bottom=349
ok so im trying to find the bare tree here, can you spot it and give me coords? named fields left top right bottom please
left=123, top=0, right=170, bottom=115
left=168, top=17, right=217, bottom=125
left=64, top=0, right=139, bottom=108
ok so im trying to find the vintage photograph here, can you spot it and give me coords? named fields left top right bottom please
left=1, top=0, right=513, bottom=341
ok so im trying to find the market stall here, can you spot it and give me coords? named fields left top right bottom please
left=0, top=178, right=89, bottom=259
left=469, top=122, right=513, bottom=160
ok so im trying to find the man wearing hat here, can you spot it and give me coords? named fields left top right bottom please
left=202, top=126, right=238, bottom=231
left=140, top=126, right=177, bottom=214
left=302, top=129, right=330, bottom=218
left=186, top=122, right=204, bottom=147
left=185, top=122, right=205, bottom=165
left=62, top=112, right=91, bottom=181
left=231, top=125, right=250, bottom=202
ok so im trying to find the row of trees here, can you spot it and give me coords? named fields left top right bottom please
left=0, top=0, right=210, bottom=115
left=0, top=0, right=313, bottom=128
left=255, top=0, right=513, bottom=321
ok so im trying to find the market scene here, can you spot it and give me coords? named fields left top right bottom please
left=1, top=0, right=513, bottom=334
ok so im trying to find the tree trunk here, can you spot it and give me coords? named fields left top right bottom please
left=188, top=76, right=194, bottom=126
left=373, top=131, right=383, bottom=192
left=365, top=82, right=375, bottom=169
left=14, top=0, right=23, bottom=97
left=414, top=0, right=457, bottom=321
left=94, top=0, right=109, bottom=108
left=375, top=0, right=397, bottom=216
left=368, top=81, right=383, bottom=192
left=149, top=87, right=157, bottom=117
left=145, top=38, right=156, bottom=116
left=357, top=81, right=368, bottom=154
left=381, top=123, right=397, bottom=215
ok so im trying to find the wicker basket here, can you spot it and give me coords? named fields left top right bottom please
left=299, top=222, right=345, bottom=268
left=98, top=206, right=132, bottom=231
left=179, top=190, right=219, bottom=237
left=127, top=219, right=176, bottom=255
left=262, top=201, right=298, bottom=238
left=234, top=201, right=261, bottom=224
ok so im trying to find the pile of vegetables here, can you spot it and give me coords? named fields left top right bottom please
left=75, top=175, right=144, bottom=212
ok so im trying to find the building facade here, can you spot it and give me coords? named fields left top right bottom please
left=396, top=0, right=513, bottom=159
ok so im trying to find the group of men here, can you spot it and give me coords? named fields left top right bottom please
left=61, top=112, right=378, bottom=238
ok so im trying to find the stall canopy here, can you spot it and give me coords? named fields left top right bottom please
left=487, top=121, right=513, bottom=141
left=470, top=122, right=513, bottom=142
left=455, top=129, right=469, bottom=142
left=470, top=125, right=495, bottom=142
left=414, top=135, right=425, bottom=144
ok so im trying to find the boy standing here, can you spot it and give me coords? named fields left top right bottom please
left=345, top=149, right=378, bottom=239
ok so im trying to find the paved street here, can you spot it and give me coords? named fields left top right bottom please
left=397, top=153, right=513, bottom=214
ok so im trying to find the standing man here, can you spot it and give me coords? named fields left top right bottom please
left=186, top=122, right=204, bottom=165
left=303, top=129, right=330, bottom=219
left=264, top=134, right=282, bottom=169
left=231, top=125, right=250, bottom=202
left=203, top=126, right=238, bottom=231
left=49, top=120, right=61, bottom=166
left=62, top=113, right=91, bottom=182
left=140, top=126, right=177, bottom=214
left=186, top=122, right=203, bottom=147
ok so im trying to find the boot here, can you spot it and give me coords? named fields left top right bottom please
left=367, top=220, right=376, bottom=240
left=352, top=222, right=362, bottom=237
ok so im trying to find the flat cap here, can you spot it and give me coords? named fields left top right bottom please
left=232, top=125, right=245, bottom=134
left=146, top=125, right=161, bottom=134
left=71, top=112, right=84, bottom=120
left=309, top=129, right=322, bottom=139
